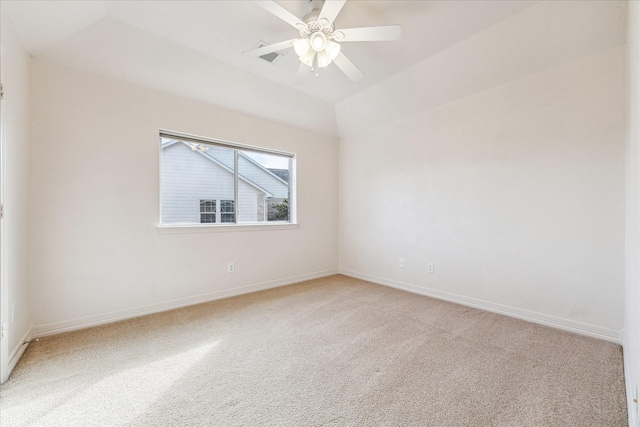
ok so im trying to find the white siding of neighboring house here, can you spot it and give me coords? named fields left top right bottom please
left=162, top=142, right=265, bottom=224
left=238, top=181, right=261, bottom=222
left=204, top=145, right=234, bottom=169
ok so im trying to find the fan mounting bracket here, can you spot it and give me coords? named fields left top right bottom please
left=308, top=0, right=325, bottom=13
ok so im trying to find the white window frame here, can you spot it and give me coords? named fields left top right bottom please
left=159, top=130, right=297, bottom=231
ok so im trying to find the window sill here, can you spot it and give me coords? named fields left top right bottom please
left=156, top=222, right=299, bottom=234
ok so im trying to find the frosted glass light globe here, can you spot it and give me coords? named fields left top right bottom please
left=309, top=32, right=327, bottom=52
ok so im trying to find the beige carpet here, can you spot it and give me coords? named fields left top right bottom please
left=0, top=275, right=628, bottom=426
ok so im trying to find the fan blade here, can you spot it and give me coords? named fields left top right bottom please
left=332, top=52, right=363, bottom=82
left=243, top=39, right=296, bottom=58
left=295, top=61, right=310, bottom=84
left=335, top=25, right=401, bottom=42
left=318, top=0, right=346, bottom=27
left=255, top=1, right=306, bottom=30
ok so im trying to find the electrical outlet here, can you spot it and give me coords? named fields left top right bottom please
left=427, top=263, right=434, bottom=274
left=399, top=259, right=405, bottom=268
left=227, top=262, right=235, bottom=273
left=11, top=302, right=16, bottom=323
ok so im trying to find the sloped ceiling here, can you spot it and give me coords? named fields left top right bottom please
left=337, top=0, right=629, bottom=136
left=3, top=1, right=626, bottom=138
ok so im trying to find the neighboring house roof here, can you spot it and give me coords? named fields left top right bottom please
left=162, top=139, right=288, bottom=198
left=268, top=169, right=289, bottom=183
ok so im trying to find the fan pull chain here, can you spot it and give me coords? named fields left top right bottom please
left=313, top=54, right=319, bottom=78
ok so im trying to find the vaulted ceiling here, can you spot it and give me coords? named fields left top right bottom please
left=3, top=1, right=626, bottom=137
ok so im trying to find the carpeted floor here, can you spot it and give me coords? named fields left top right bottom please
left=0, top=275, right=628, bottom=426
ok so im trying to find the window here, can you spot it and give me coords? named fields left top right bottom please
left=200, top=200, right=216, bottom=223
left=160, top=131, right=295, bottom=226
left=220, top=200, right=235, bottom=223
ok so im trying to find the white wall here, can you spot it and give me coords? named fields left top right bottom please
left=29, top=59, right=338, bottom=334
left=625, top=1, right=640, bottom=424
left=0, top=3, right=32, bottom=382
left=338, top=12, right=626, bottom=340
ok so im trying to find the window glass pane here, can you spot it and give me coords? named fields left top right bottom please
left=238, top=150, right=290, bottom=223
left=220, top=200, right=235, bottom=223
left=199, top=199, right=216, bottom=223
left=200, top=200, right=216, bottom=213
left=161, top=138, right=235, bottom=225
left=201, top=213, right=216, bottom=223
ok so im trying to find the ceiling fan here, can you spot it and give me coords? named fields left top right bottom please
left=243, top=0, right=401, bottom=82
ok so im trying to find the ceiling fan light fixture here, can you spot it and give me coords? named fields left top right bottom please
left=317, top=50, right=332, bottom=68
left=310, top=31, right=327, bottom=51
left=325, top=40, right=341, bottom=60
left=248, top=0, right=401, bottom=82
left=293, top=38, right=310, bottom=56
left=300, top=49, right=316, bottom=67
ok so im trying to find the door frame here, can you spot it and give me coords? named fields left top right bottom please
left=0, top=44, right=9, bottom=384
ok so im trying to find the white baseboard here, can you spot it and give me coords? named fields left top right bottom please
left=34, top=269, right=338, bottom=338
left=340, top=269, right=622, bottom=344
left=5, top=326, right=33, bottom=381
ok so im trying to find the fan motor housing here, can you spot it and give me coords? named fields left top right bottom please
left=300, top=0, right=335, bottom=35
